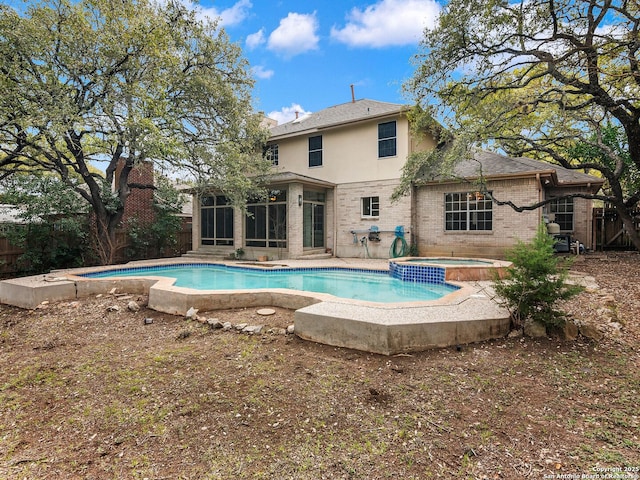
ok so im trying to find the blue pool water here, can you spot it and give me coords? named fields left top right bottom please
left=84, top=264, right=459, bottom=303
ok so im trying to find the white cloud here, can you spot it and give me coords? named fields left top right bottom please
left=246, top=28, right=266, bottom=49
left=179, top=0, right=252, bottom=27
left=252, top=65, right=274, bottom=79
left=330, top=0, right=440, bottom=48
left=267, top=12, right=320, bottom=57
left=267, top=104, right=312, bottom=124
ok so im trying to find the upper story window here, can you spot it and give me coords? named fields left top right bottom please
left=378, top=121, right=397, bottom=158
left=308, top=135, right=323, bottom=167
left=362, top=196, right=380, bottom=218
left=445, top=191, right=493, bottom=231
left=548, top=197, right=574, bottom=231
left=266, top=144, right=278, bottom=165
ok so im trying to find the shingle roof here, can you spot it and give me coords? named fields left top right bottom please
left=422, top=150, right=604, bottom=187
left=269, top=99, right=407, bottom=139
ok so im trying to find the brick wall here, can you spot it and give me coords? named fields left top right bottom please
left=116, top=160, right=155, bottom=227
left=415, top=178, right=541, bottom=258
left=546, top=186, right=596, bottom=250
left=335, top=179, right=412, bottom=258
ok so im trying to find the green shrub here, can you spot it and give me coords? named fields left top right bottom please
left=2, top=175, right=92, bottom=275
left=493, top=222, right=583, bottom=330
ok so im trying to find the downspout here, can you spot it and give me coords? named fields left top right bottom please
left=410, top=182, right=418, bottom=253
left=192, top=192, right=200, bottom=252
left=536, top=173, right=543, bottom=223
left=333, top=186, right=338, bottom=256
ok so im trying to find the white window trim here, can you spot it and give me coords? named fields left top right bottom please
left=361, top=196, right=380, bottom=218
left=378, top=121, right=397, bottom=158
left=444, top=191, right=493, bottom=231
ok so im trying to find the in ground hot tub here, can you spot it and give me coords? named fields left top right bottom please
left=390, top=257, right=511, bottom=282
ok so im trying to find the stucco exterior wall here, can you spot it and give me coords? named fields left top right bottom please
left=273, top=116, right=433, bottom=184
left=415, top=178, right=543, bottom=259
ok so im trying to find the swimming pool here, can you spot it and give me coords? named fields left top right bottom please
left=83, top=264, right=459, bottom=303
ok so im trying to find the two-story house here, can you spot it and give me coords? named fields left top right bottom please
left=189, top=98, right=603, bottom=260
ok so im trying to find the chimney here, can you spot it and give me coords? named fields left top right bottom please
left=350, top=84, right=355, bottom=103
left=295, top=111, right=299, bottom=119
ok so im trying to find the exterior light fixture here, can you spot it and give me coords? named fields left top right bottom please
left=298, top=194, right=303, bottom=206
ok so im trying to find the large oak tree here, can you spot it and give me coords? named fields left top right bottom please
left=401, top=0, right=640, bottom=250
left=0, top=0, right=270, bottom=264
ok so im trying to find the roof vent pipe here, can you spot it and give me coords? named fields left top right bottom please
left=295, top=111, right=299, bottom=119
left=350, top=84, right=355, bottom=103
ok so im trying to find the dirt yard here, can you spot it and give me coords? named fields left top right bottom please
left=0, top=252, right=638, bottom=479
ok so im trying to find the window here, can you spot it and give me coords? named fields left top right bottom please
left=445, top=191, right=493, bottom=231
left=201, top=195, right=234, bottom=246
left=362, top=196, right=380, bottom=218
left=548, top=197, right=574, bottom=231
left=308, top=135, right=323, bottom=167
left=378, top=121, right=397, bottom=158
left=245, top=190, right=287, bottom=248
left=266, top=144, right=278, bottom=165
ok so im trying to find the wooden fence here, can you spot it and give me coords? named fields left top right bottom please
left=0, top=235, right=24, bottom=279
left=593, top=207, right=640, bottom=251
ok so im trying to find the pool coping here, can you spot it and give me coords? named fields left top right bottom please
left=0, top=257, right=512, bottom=355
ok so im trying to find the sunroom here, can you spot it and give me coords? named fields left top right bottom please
left=189, top=172, right=336, bottom=260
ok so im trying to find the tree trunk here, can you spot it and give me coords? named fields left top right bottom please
left=91, top=212, right=120, bottom=265
left=87, top=158, right=133, bottom=265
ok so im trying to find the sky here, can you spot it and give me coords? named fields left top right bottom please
left=185, top=0, right=443, bottom=124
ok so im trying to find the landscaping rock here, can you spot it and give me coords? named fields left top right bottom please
left=269, top=327, right=287, bottom=335
left=107, top=305, right=120, bottom=312
left=286, top=324, right=295, bottom=335
left=127, top=301, right=140, bottom=312
left=235, top=323, right=248, bottom=331
left=206, top=318, right=223, bottom=329
left=598, top=293, right=616, bottom=306
left=222, top=322, right=233, bottom=331
left=507, top=328, right=523, bottom=339
left=579, top=323, right=603, bottom=341
left=185, top=307, right=198, bottom=319
left=524, top=320, right=547, bottom=338
left=604, top=322, right=623, bottom=336
left=560, top=320, right=579, bottom=341
left=243, top=325, right=264, bottom=334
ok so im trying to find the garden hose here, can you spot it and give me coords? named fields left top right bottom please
left=390, top=226, right=408, bottom=258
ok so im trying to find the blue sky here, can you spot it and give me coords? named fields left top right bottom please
left=188, top=0, right=442, bottom=124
